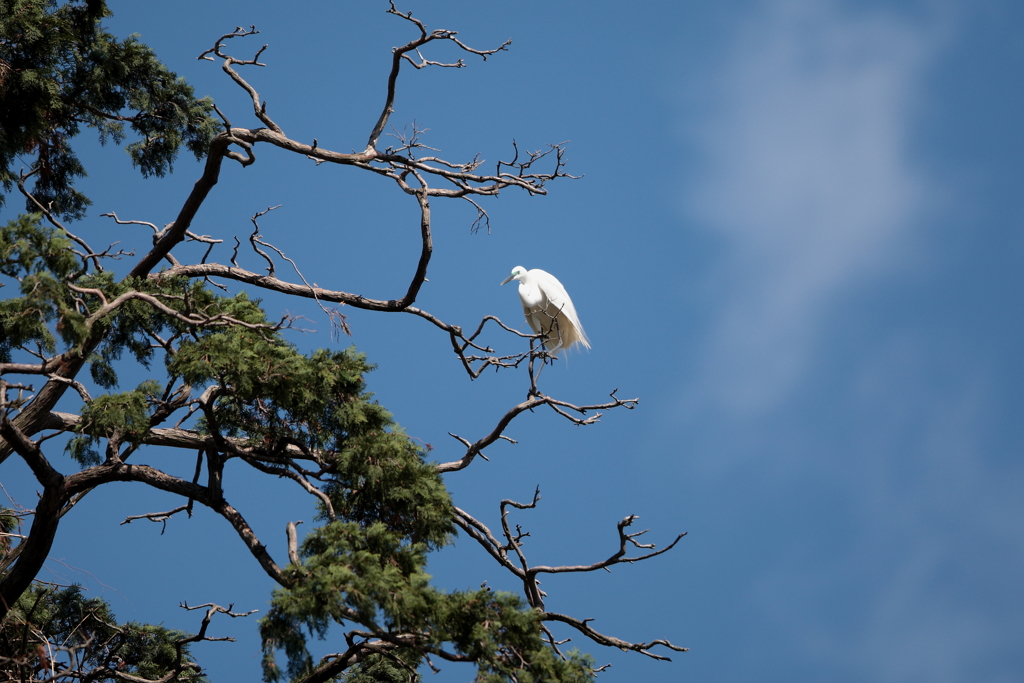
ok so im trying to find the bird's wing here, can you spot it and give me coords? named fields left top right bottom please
left=533, top=270, right=590, bottom=350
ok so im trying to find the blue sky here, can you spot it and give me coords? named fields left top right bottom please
left=3, top=1, right=1023, bottom=681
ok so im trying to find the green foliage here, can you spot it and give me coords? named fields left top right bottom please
left=0, top=0, right=218, bottom=220
left=260, top=522, right=595, bottom=683
left=264, top=522, right=434, bottom=639
left=86, top=274, right=248, bottom=387
left=1, top=215, right=177, bottom=373
left=66, top=378, right=160, bottom=464
left=172, top=337, right=455, bottom=549
left=0, top=214, right=147, bottom=367
left=0, top=214, right=78, bottom=361
left=422, top=593, right=596, bottom=683
left=336, top=654, right=421, bottom=683
left=0, top=584, right=208, bottom=681
left=0, top=213, right=77, bottom=279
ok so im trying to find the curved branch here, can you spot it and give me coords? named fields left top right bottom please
left=436, top=397, right=541, bottom=473
left=529, top=516, right=687, bottom=575
left=540, top=612, right=688, bottom=661
left=153, top=262, right=433, bottom=313
left=85, top=288, right=286, bottom=334
left=453, top=494, right=685, bottom=630
left=0, top=413, right=64, bottom=621
left=436, top=389, right=638, bottom=473
left=367, top=3, right=511, bottom=152
left=17, top=169, right=104, bottom=272
left=63, top=462, right=291, bottom=586
left=239, top=455, right=336, bottom=521
left=452, top=507, right=524, bottom=578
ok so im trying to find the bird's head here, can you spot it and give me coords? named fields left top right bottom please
left=500, top=266, right=527, bottom=286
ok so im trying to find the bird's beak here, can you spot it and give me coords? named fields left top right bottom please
left=500, top=274, right=515, bottom=286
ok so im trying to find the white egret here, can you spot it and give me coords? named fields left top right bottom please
left=501, top=266, right=590, bottom=357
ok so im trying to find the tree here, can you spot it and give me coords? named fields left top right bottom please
left=0, top=0, right=217, bottom=221
left=0, top=2, right=686, bottom=681
left=0, top=580, right=214, bottom=682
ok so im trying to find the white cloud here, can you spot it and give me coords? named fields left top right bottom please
left=668, top=5, right=1024, bottom=681
left=679, top=0, right=945, bottom=414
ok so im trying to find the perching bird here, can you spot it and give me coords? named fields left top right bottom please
left=501, top=266, right=591, bottom=357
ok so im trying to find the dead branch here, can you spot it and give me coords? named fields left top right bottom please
left=197, top=25, right=281, bottom=134
left=43, top=375, right=92, bottom=403
left=452, top=492, right=685, bottom=632
left=540, top=612, right=688, bottom=661
left=436, top=389, right=638, bottom=473
left=369, top=3, right=511, bottom=152
left=102, top=212, right=220, bottom=269
left=237, top=454, right=336, bottom=521
left=243, top=204, right=351, bottom=334
left=286, top=521, right=303, bottom=566
left=120, top=505, right=191, bottom=527
left=248, top=204, right=281, bottom=275
left=529, top=516, right=687, bottom=576
left=81, top=288, right=292, bottom=336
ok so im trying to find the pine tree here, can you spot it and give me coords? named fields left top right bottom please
left=0, top=0, right=217, bottom=220
left=0, top=3, right=685, bottom=681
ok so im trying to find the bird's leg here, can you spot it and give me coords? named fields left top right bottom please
left=533, top=353, right=547, bottom=389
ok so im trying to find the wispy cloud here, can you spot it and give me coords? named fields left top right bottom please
left=672, top=4, right=1024, bottom=680
left=679, top=0, right=944, bottom=414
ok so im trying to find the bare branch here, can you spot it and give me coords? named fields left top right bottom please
left=120, top=505, right=191, bottom=532
left=43, top=375, right=92, bottom=403
left=367, top=4, right=510, bottom=152
left=542, top=612, right=688, bottom=661
left=84, top=288, right=290, bottom=335
left=436, top=396, right=538, bottom=473
left=529, top=516, right=687, bottom=576
left=103, top=211, right=219, bottom=269
left=101, top=211, right=160, bottom=235
left=243, top=205, right=351, bottom=334
left=248, top=204, right=281, bottom=275
left=452, top=506, right=524, bottom=577
left=238, top=454, right=336, bottom=521
left=436, top=388, right=637, bottom=473
left=197, top=26, right=281, bottom=134
left=154, top=261, right=440, bottom=313
left=287, top=521, right=303, bottom=566
left=128, top=131, right=236, bottom=278
left=0, top=359, right=63, bottom=376
left=453, top=487, right=685, bottom=643
left=181, top=599, right=258, bottom=621
left=80, top=461, right=294, bottom=587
